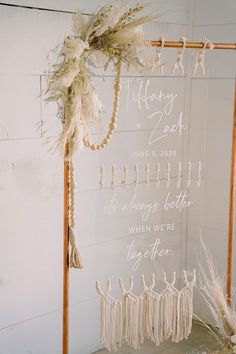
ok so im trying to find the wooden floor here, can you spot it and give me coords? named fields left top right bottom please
left=94, top=323, right=224, bottom=354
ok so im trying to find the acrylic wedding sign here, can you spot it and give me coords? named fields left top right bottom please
left=84, top=72, right=203, bottom=351
left=89, top=76, right=198, bottom=276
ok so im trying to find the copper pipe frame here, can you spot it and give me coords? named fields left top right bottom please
left=148, top=40, right=236, bottom=50
left=227, top=78, right=236, bottom=306
left=62, top=42, right=236, bottom=354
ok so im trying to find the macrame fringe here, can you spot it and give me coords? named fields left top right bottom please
left=96, top=271, right=196, bottom=351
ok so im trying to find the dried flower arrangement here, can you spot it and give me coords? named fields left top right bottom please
left=47, top=0, right=155, bottom=159
left=196, top=239, right=236, bottom=353
left=46, top=0, right=155, bottom=268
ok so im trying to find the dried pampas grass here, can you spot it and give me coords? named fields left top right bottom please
left=46, top=0, right=157, bottom=159
left=197, top=238, right=236, bottom=351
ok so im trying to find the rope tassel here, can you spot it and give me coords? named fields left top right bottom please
left=69, top=226, right=83, bottom=268
left=68, top=158, right=83, bottom=269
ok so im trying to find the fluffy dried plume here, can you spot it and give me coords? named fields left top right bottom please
left=197, top=237, right=236, bottom=349
left=46, top=0, right=156, bottom=158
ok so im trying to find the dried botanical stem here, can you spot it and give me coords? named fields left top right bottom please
left=197, top=238, right=236, bottom=348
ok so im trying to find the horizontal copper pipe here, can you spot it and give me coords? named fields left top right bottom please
left=147, top=40, right=236, bottom=50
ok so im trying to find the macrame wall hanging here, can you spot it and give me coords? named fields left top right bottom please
left=96, top=271, right=196, bottom=351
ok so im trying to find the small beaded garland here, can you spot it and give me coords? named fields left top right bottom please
left=83, top=53, right=122, bottom=151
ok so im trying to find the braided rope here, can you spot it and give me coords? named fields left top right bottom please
left=172, top=37, right=187, bottom=75
left=68, top=158, right=83, bottom=269
left=193, top=39, right=214, bottom=76
left=69, top=159, right=76, bottom=227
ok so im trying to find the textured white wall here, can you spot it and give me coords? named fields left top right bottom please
left=186, top=0, right=236, bottom=322
left=0, top=0, right=235, bottom=353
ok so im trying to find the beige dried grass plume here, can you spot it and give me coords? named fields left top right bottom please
left=197, top=238, right=236, bottom=350
left=47, top=0, right=156, bottom=159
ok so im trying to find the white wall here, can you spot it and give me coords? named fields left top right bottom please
left=0, top=0, right=235, bottom=353
left=186, top=0, right=236, bottom=322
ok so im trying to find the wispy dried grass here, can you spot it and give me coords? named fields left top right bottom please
left=46, top=1, right=157, bottom=158
left=197, top=238, right=236, bottom=350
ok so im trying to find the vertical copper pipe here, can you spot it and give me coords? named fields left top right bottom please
left=63, top=144, right=70, bottom=354
left=227, top=78, right=236, bottom=306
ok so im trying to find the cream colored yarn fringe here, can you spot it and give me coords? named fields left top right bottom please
left=68, top=158, right=83, bottom=269
left=96, top=272, right=196, bottom=351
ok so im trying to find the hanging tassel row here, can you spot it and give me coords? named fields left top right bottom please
left=96, top=271, right=196, bottom=351
left=68, top=158, right=83, bottom=269
left=99, top=161, right=202, bottom=190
